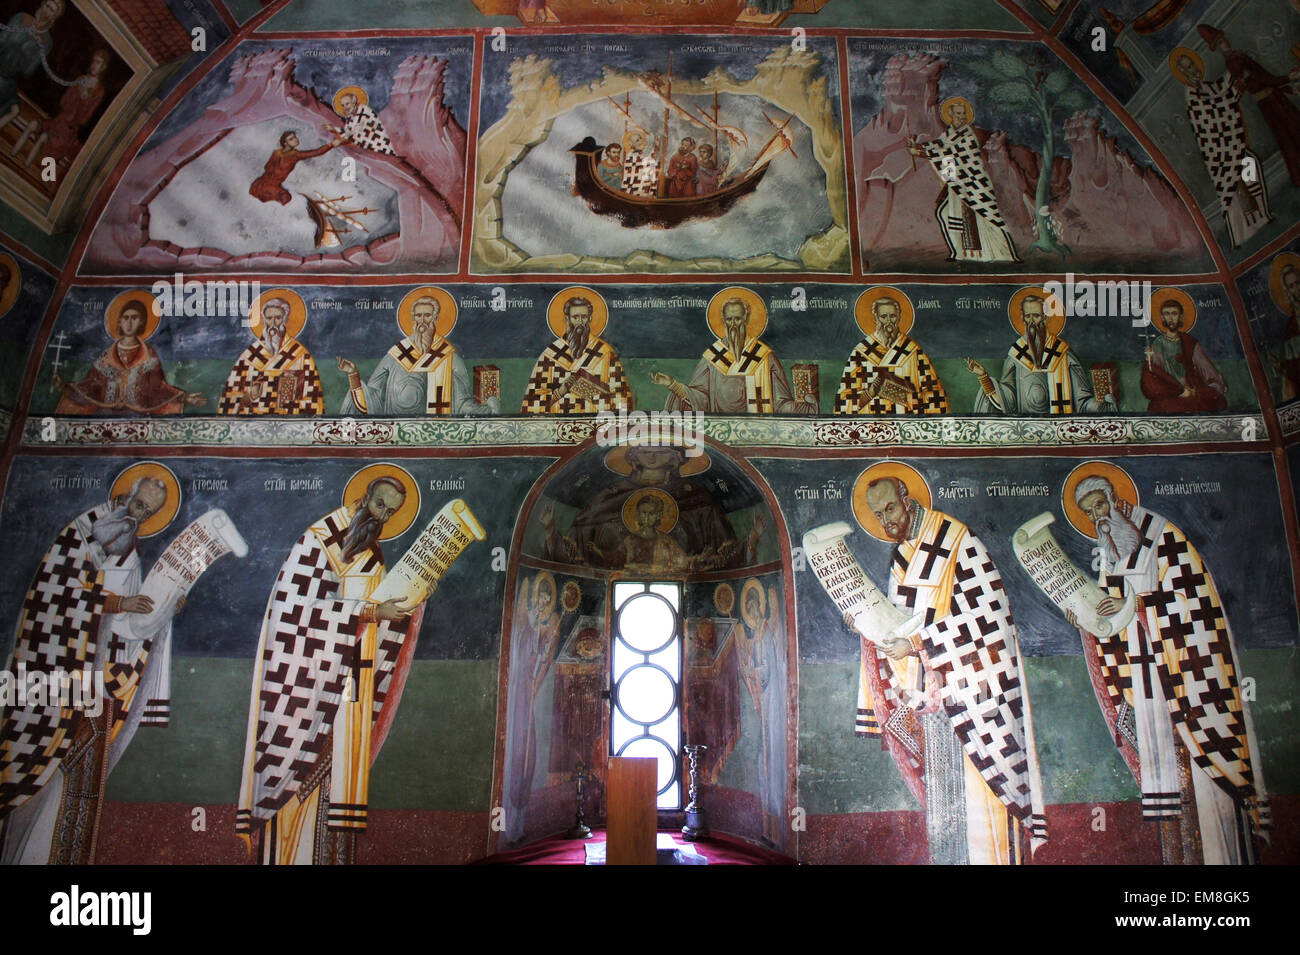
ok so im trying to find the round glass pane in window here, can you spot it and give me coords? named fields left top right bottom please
left=618, top=736, right=676, bottom=792
left=616, top=665, right=675, bottom=725
left=617, top=593, right=676, bottom=653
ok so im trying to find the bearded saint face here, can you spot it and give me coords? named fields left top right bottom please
left=864, top=478, right=913, bottom=543
left=1160, top=304, right=1184, bottom=338
left=411, top=300, right=439, bottom=352
left=1078, top=488, right=1141, bottom=569
left=261, top=304, right=289, bottom=352
left=565, top=301, right=592, bottom=356
left=94, top=478, right=166, bottom=558
left=722, top=302, right=749, bottom=359
left=342, top=480, right=405, bottom=563
left=1178, top=55, right=1203, bottom=86
left=1022, top=299, right=1047, bottom=366
left=873, top=301, right=901, bottom=346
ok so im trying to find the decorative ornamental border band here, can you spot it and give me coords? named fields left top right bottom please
left=20, top=413, right=1264, bottom=450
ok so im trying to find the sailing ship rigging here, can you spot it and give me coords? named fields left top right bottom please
left=570, top=58, right=797, bottom=229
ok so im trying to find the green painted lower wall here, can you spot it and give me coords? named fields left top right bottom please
left=795, top=648, right=1300, bottom=814
left=104, top=648, right=1298, bottom=816
left=106, top=658, right=500, bottom=812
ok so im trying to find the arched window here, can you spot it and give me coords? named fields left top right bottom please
left=610, top=581, right=682, bottom=809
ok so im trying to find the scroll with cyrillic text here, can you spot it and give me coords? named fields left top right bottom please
left=803, top=522, right=924, bottom=645
left=370, top=498, right=485, bottom=607
left=129, top=509, right=249, bottom=640
left=1012, top=512, right=1135, bottom=637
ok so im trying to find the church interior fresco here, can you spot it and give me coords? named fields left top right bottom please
left=0, top=0, right=1297, bottom=871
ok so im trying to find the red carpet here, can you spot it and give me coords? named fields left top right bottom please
left=475, top=829, right=796, bottom=865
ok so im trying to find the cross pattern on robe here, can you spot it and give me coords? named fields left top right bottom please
left=749, top=384, right=771, bottom=413
left=394, top=341, right=422, bottom=365
left=706, top=342, right=731, bottom=366
left=1041, top=339, right=1066, bottom=365
left=1128, top=617, right=1161, bottom=701
left=525, top=364, right=553, bottom=394
left=319, top=518, right=349, bottom=553
left=349, top=648, right=374, bottom=702
left=1049, top=382, right=1073, bottom=415
left=427, top=384, right=450, bottom=415
left=735, top=342, right=766, bottom=374
left=916, top=521, right=954, bottom=578
left=1011, top=339, right=1037, bottom=366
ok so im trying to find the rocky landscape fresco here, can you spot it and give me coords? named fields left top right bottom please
left=850, top=38, right=1214, bottom=273
left=79, top=38, right=472, bottom=276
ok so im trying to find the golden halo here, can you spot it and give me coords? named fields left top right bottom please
left=707, top=287, right=767, bottom=341
left=1149, top=287, right=1198, bottom=334
left=110, top=461, right=181, bottom=539
left=0, top=253, right=19, bottom=318
left=1268, top=253, right=1300, bottom=312
left=940, top=96, right=975, bottom=126
left=333, top=85, right=368, bottom=114
left=1169, top=47, right=1205, bottom=86
left=621, top=487, right=678, bottom=534
left=1062, top=461, right=1140, bottom=540
left=739, top=578, right=766, bottom=629
left=852, top=462, right=932, bottom=543
left=104, top=290, right=162, bottom=342
left=397, top=287, right=457, bottom=340
left=529, top=571, right=557, bottom=619
left=560, top=578, right=581, bottom=613
left=342, top=463, right=421, bottom=541
left=547, top=286, right=609, bottom=339
left=248, top=288, right=308, bottom=341
left=620, top=129, right=644, bottom=151
left=855, top=287, right=915, bottom=338
left=713, top=581, right=735, bottom=617
left=603, top=444, right=712, bottom=478
left=1008, top=285, right=1066, bottom=338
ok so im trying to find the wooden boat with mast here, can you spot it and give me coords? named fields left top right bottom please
left=569, top=63, right=796, bottom=229
left=570, top=135, right=774, bottom=229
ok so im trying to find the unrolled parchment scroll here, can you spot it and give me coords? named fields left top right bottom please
left=803, top=522, right=925, bottom=645
left=1012, top=512, right=1136, bottom=637
left=129, top=509, right=248, bottom=640
left=370, top=498, right=485, bottom=607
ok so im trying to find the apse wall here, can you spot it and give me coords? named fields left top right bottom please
left=0, top=0, right=1298, bottom=867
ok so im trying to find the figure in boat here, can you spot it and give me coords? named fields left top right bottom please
left=570, top=65, right=797, bottom=229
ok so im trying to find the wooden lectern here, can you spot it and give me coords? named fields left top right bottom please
left=606, top=757, right=657, bottom=865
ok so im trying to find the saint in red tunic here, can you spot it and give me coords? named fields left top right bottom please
left=249, top=143, right=335, bottom=205
left=1140, top=332, right=1228, bottom=414
left=56, top=341, right=189, bottom=415
left=667, top=152, right=699, bottom=197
